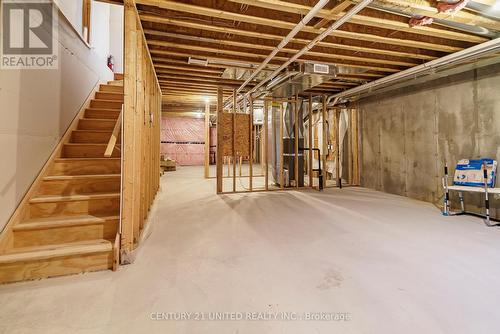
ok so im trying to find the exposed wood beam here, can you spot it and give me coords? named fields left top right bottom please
left=155, top=63, right=223, bottom=74
left=315, top=1, right=353, bottom=29
left=227, top=0, right=487, bottom=42
left=150, top=49, right=268, bottom=69
left=145, top=30, right=418, bottom=67
left=149, top=40, right=402, bottom=73
left=140, top=15, right=438, bottom=60
left=136, top=1, right=463, bottom=52
left=155, top=68, right=224, bottom=79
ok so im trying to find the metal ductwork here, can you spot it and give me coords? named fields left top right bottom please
left=330, top=37, right=500, bottom=102
left=262, top=62, right=337, bottom=98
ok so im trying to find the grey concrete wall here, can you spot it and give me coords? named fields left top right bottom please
left=359, top=63, right=500, bottom=218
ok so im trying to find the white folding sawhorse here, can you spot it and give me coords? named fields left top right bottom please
left=443, top=164, right=500, bottom=226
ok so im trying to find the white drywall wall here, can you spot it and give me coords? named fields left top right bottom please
left=109, top=4, right=124, bottom=73
left=0, top=6, right=114, bottom=232
left=91, top=1, right=111, bottom=70
left=54, top=0, right=84, bottom=36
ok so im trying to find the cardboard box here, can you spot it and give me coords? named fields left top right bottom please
left=453, top=159, right=497, bottom=188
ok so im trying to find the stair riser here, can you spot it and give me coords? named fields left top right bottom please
left=84, top=109, right=120, bottom=119
left=50, top=160, right=121, bottom=176
left=37, top=178, right=120, bottom=195
left=63, top=145, right=120, bottom=158
left=90, top=100, right=122, bottom=109
left=78, top=119, right=116, bottom=131
left=95, top=92, right=124, bottom=101
left=13, top=221, right=118, bottom=248
left=99, top=84, right=123, bottom=93
left=28, top=198, right=120, bottom=219
left=71, top=131, right=120, bottom=144
left=0, top=252, right=113, bottom=284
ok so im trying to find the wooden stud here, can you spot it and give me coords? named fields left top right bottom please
left=82, top=0, right=91, bottom=43
left=264, top=99, right=269, bottom=191
left=280, top=103, right=284, bottom=189
left=134, top=26, right=144, bottom=238
left=335, top=109, right=341, bottom=188
left=322, top=95, right=327, bottom=190
left=232, top=89, right=237, bottom=193
left=216, top=86, right=223, bottom=194
left=249, top=98, right=253, bottom=191
left=122, top=0, right=137, bottom=253
left=204, top=101, right=210, bottom=179
left=121, top=0, right=161, bottom=256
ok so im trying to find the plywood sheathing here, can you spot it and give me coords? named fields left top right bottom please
left=220, top=113, right=251, bottom=157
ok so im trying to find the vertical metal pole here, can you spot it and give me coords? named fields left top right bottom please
left=459, top=192, right=465, bottom=213
left=294, top=96, right=299, bottom=189
left=443, top=163, right=450, bottom=216
left=483, top=163, right=491, bottom=225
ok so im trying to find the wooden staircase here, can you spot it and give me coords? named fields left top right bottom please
left=0, top=78, right=124, bottom=284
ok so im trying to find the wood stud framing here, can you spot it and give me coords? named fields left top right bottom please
left=105, top=0, right=491, bottom=193
left=122, top=0, right=161, bottom=256
left=82, top=0, right=92, bottom=43
left=204, top=102, right=210, bottom=179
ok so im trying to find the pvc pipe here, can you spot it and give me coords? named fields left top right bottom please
left=331, top=37, right=500, bottom=101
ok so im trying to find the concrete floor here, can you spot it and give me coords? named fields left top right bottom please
left=2, top=166, right=500, bottom=334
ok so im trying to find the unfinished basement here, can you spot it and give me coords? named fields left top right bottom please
left=1, top=0, right=500, bottom=333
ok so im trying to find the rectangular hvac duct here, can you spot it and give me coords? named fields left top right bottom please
left=265, top=62, right=337, bottom=98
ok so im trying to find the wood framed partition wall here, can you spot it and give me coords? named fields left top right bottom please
left=214, top=89, right=360, bottom=194
left=122, top=0, right=161, bottom=259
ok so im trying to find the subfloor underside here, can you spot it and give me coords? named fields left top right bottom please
left=1, top=166, right=500, bottom=334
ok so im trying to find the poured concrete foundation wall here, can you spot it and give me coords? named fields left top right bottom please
left=359, top=63, right=500, bottom=218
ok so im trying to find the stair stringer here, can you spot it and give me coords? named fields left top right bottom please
left=0, top=81, right=103, bottom=253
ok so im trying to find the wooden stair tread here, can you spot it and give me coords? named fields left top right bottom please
left=14, top=215, right=119, bottom=231
left=43, top=174, right=120, bottom=181
left=80, top=118, right=117, bottom=122
left=92, top=99, right=123, bottom=103
left=73, top=129, right=114, bottom=133
left=0, top=240, right=112, bottom=264
left=30, top=192, right=120, bottom=203
left=86, top=107, right=121, bottom=111
left=54, top=158, right=120, bottom=162
left=64, top=143, right=121, bottom=147
left=97, top=92, right=123, bottom=96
